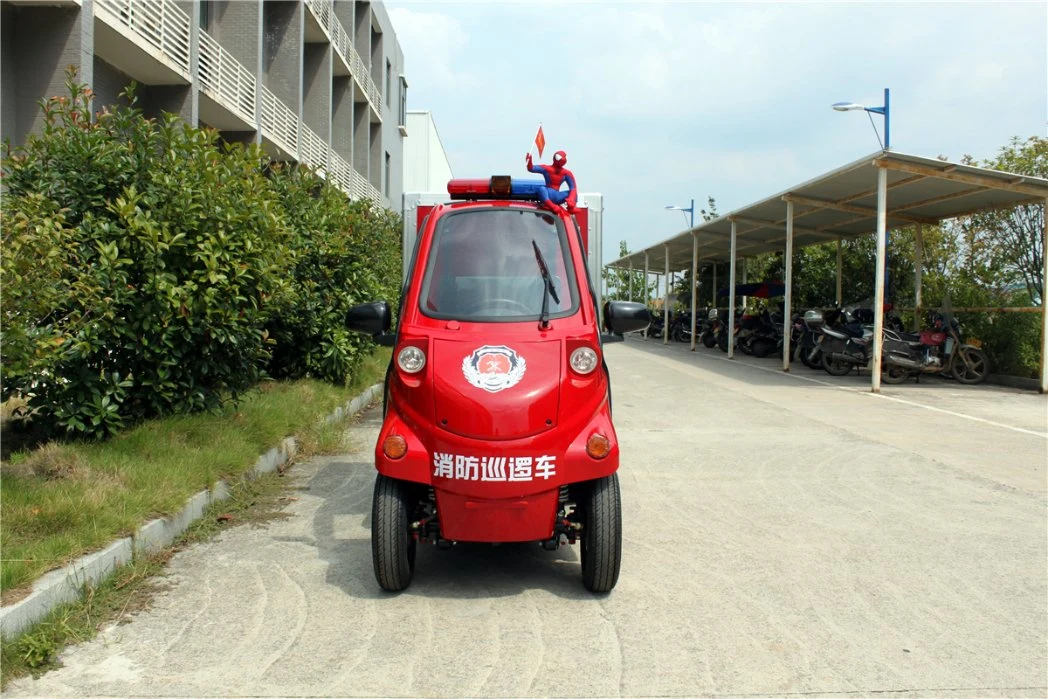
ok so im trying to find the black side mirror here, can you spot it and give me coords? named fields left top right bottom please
left=346, top=301, right=393, bottom=345
left=602, top=300, right=650, bottom=341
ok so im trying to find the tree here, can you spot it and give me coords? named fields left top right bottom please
left=960, top=136, right=1046, bottom=304
left=602, top=240, right=656, bottom=302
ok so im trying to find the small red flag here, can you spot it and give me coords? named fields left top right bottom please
left=534, top=126, right=546, bottom=158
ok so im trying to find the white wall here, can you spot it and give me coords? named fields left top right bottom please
left=404, top=110, right=453, bottom=192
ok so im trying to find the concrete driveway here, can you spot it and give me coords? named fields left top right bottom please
left=7, top=340, right=1046, bottom=698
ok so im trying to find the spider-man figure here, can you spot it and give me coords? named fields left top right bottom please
left=526, top=150, right=577, bottom=214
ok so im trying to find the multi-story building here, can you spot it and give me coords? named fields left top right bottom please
left=403, top=110, right=452, bottom=193
left=1, top=0, right=407, bottom=210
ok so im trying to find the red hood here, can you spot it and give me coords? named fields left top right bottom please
left=430, top=338, right=561, bottom=440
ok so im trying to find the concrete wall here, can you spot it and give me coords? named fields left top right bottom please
left=331, top=76, right=353, bottom=161
left=302, top=43, right=330, bottom=140
left=3, top=4, right=89, bottom=145
left=262, top=0, right=301, bottom=112
left=372, top=0, right=404, bottom=209
left=404, top=111, right=453, bottom=192
left=92, top=56, right=133, bottom=112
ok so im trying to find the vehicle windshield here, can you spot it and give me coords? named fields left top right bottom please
left=419, top=207, right=580, bottom=322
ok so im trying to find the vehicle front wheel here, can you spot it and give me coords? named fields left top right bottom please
left=952, top=346, right=990, bottom=385
left=580, top=474, right=622, bottom=593
left=821, top=352, right=854, bottom=376
left=372, top=475, right=417, bottom=592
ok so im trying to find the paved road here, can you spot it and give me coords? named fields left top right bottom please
left=7, top=340, right=1047, bottom=697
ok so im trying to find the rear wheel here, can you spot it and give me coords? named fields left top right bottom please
left=822, top=352, right=854, bottom=376
left=372, top=475, right=417, bottom=592
left=881, top=364, right=911, bottom=384
left=702, top=332, right=717, bottom=348
left=581, top=474, right=622, bottom=593
left=952, top=346, right=990, bottom=385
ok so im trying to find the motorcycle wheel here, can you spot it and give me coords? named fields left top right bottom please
left=952, top=346, right=990, bottom=385
left=881, top=365, right=911, bottom=384
left=821, top=352, right=855, bottom=377
left=738, top=337, right=754, bottom=355
left=717, top=333, right=728, bottom=353
left=752, top=339, right=773, bottom=358
left=800, top=345, right=821, bottom=370
left=702, top=332, right=717, bottom=348
left=671, top=328, right=683, bottom=343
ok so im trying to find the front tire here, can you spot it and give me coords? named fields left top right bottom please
left=581, top=474, right=622, bottom=593
left=372, top=475, right=417, bottom=592
left=822, top=351, right=854, bottom=376
left=952, top=346, right=990, bottom=384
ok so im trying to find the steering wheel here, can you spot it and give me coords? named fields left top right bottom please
left=464, top=298, right=534, bottom=315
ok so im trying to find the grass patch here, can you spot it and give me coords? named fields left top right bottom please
left=0, top=467, right=303, bottom=687
left=0, top=348, right=390, bottom=598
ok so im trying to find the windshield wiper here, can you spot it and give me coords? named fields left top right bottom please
left=532, top=240, right=560, bottom=330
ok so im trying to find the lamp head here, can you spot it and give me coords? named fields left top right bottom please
left=832, top=101, right=865, bottom=112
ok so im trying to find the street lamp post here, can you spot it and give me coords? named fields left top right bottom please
left=832, top=87, right=890, bottom=150
left=665, top=199, right=695, bottom=229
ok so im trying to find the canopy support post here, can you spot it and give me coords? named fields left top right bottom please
left=690, top=232, right=698, bottom=351
left=741, top=258, right=748, bottom=310
left=663, top=245, right=670, bottom=345
left=914, top=223, right=923, bottom=331
left=728, top=220, right=738, bottom=359
left=872, top=166, right=888, bottom=393
left=627, top=258, right=633, bottom=302
left=643, top=253, right=650, bottom=341
left=712, top=263, right=718, bottom=308
left=836, top=239, right=843, bottom=306
left=783, top=200, right=794, bottom=371
left=1041, top=199, right=1047, bottom=393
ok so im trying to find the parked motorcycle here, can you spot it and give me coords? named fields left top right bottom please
left=817, top=302, right=903, bottom=376
left=882, top=307, right=990, bottom=384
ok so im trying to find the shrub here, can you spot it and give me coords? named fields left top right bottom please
left=2, top=75, right=288, bottom=438
left=265, top=165, right=401, bottom=384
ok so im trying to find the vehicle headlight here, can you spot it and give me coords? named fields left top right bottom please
left=397, top=346, right=426, bottom=373
left=569, top=347, right=598, bottom=374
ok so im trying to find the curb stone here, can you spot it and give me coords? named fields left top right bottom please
left=0, top=382, right=384, bottom=641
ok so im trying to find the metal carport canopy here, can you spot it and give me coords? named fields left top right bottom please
left=604, top=149, right=1048, bottom=393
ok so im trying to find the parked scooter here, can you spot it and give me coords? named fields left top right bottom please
left=818, top=304, right=872, bottom=376
left=882, top=307, right=990, bottom=384
left=795, top=309, right=825, bottom=369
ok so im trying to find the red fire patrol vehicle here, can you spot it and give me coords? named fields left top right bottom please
left=344, top=175, right=650, bottom=593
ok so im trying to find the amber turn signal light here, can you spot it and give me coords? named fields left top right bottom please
left=586, top=433, right=611, bottom=459
left=383, top=435, right=408, bottom=460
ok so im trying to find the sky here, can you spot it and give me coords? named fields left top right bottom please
left=386, top=1, right=1047, bottom=266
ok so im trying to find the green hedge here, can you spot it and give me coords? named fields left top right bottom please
left=1, top=75, right=400, bottom=440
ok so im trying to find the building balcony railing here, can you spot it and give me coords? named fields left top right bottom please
left=197, top=30, right=256, bottom=126
left=95, top=0, right=191, bottom=80
left=300, top=123, right=329, bottom=174
left=303, top=0, right=383, bottom=115
left=330, top=152, right=382, bottom=206
left=260, top=86, right=300, bottom=160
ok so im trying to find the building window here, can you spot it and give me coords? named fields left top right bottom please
left=199, top=0, right=212, bottom=31
left=385, top=60, right=392, bottom=107
left=398, top=76, right=408, bottom=134
left=384, top=152, right=391, bottom=197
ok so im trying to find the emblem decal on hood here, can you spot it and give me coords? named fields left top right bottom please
left=462, top=345, right=527, bottom=393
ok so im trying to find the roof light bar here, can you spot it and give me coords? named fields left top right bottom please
left=447, top=177, right=550, bottom=201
